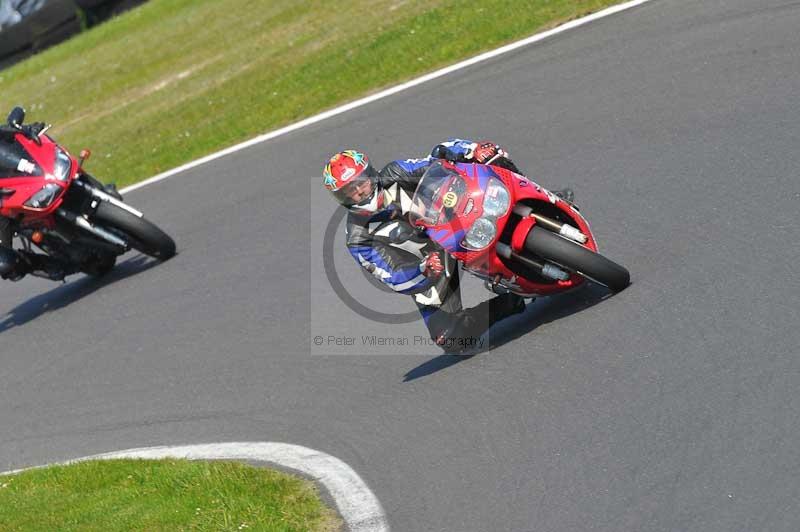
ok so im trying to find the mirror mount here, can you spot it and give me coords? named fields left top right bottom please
left=79, top=149, right=91, bottom=167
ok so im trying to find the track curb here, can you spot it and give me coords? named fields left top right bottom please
left=1, top=442, right=389, bottom=532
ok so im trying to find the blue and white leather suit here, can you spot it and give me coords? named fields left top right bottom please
left=345, top=139, right=526, bottom=352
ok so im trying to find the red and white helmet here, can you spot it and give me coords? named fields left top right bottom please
left=323, top=150, right=381, bottom=212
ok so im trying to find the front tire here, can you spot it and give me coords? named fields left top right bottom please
left=524, top=226, right=630, bottom=292
left=93, top=201, right=176, bottom=260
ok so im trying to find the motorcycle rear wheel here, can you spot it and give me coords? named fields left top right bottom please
left=524, top=226, right=630, bottom=292
left=93, top=201, right=176, bottom=260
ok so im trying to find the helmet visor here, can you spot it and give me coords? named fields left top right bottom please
left=331, top=164, right=378, bottom=207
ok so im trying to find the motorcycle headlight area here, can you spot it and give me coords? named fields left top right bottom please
left=24, top=183, right=62, bottom=209
left=483, top=177, right=510, bottom=217
left=464, top=216, right=497, bottom=250
left=53, top=148, right=72, bottom=182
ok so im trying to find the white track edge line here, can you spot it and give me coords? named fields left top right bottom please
left=1, top=442, right=389, bottom=532
left=119, top=0, right=653, bottom=195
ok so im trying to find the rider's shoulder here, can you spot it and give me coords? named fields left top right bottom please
left=379, top=158, right=430, bottom=178
left=378, top=160, right=408, bottom=177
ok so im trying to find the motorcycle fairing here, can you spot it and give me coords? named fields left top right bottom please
left=0, top=138, right=43, bottom=179
left=0, top=133, right=72, bottom=221
left=413, top=160, right=602, bottom=296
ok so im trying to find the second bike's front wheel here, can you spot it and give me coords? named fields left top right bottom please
left=93, top=201, right=176, bottom=260
left=523, top=226, right=630, bottom=292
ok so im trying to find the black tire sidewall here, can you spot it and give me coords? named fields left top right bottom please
left=524, top=226, right=630, bottom=292
left=93, top=201, right=176, bottom=260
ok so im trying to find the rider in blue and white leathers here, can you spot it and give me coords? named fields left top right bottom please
left=327, top=139, right=546, bottom=353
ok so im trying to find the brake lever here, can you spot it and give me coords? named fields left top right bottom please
left=23, top=123, right=48, bottom=145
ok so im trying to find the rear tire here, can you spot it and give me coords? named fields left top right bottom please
left=93, top=201, right=176, bottom=260
left=524, top=226, right=630, bottom=292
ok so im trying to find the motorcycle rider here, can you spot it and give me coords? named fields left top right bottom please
left=323, top=140, right=575, bottom=353
left=0, top=118, right=120, bottom=281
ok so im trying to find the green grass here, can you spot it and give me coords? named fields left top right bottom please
left=0, top=459, right=340, bottom=531
left=0, top=0, right=623, bottom=187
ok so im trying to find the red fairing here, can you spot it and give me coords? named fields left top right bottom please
left=414, top=161, right=601, bottom=297
left=0, top=133, right=77, bottom=226
left=0, top=118, right=176, bottom=279
left=511, top=215, right=536, bottom=254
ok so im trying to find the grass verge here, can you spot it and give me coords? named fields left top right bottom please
left=0, top=459, right=340, bottom=531
left=0, top=0, right=624, bottom=187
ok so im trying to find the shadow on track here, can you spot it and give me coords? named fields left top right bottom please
left=403, top=283, right=615, bottom=382
left=0, top=254, right=160, bottom=334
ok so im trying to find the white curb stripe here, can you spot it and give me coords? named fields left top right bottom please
left=1, top=442, right=389, bottom=532
left=120, top=0, right=653, bottom=195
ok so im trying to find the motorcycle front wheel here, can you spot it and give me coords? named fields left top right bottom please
left=524, top=226, right=630, bottom=292
left=92, top=201, right=176, bottom=260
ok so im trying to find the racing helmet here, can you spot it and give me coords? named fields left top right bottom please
left=323, top=150, right=382, bottom=212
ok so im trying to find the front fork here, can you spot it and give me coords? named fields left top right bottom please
left=52, top=176, right=142, bottom=250
left=71, top=177, right=142, bottom=218
left=511, top=204, right=587, bottom=244
left=498, top=204, right=589, bottom=283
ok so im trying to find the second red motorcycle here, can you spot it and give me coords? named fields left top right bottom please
left=0, top=107, right=175, bottom=280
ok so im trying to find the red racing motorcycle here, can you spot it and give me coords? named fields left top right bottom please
left=0, top=107, right=175, bottom=280
left=409, top=160, right=630, bottom=296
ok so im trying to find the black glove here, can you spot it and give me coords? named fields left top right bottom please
left=472, top=141, right=501, bottom=163
left=22, top=122, right=46, bottom=144
left=430, top=144, right=457, bottom=161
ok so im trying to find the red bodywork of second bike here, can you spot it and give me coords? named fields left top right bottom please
left=411, top=161, right=600, bottom=297
left=0, top=132, right=78, bottom=229
left=0, top=107, right=176, bottom=279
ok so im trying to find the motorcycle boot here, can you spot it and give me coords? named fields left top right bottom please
left=435, top=293, right=528, bottom=354
left=489, top=292, right=528, bottom=318
left=0, top=246, right=25, bottom=281
left=18, top=251, right=68, bottom=281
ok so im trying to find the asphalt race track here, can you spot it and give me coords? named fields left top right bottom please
left=2, top=1, right=800, bottom=530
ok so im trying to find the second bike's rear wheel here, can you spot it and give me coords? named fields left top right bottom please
left=92, top=201, right=176, bottom=260
left=524, top=226, right=630, bottom=292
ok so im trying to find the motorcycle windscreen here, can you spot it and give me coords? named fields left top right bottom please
left=409, top=161, right=468, bottom=227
